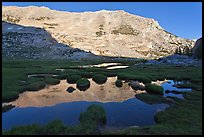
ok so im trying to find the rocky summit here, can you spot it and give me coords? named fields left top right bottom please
left=2, top=6, right=196, bottom=59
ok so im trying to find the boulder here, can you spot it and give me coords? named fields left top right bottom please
left=130, top=81, right=145, bottom=90
left=138, top=84, right=146, bottom=90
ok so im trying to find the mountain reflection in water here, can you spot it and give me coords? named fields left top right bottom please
left=10, top=77, right=145, bottom=108
left=2, top=98, right=168, bottom=130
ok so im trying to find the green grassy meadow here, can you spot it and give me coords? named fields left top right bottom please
left=2, top=59, right=202, bottom=135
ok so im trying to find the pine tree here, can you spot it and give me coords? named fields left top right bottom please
left=178, top=47, right=182, bottom=55
left=184, top=47, right=190, bottom=56
left=189, top=48, right=193, bottom=56
left=175, top=47, right=179, bottom=54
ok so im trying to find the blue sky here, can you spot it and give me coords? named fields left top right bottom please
left=2, top=2, right=202, bottom=40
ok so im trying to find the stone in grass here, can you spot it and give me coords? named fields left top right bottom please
left=66, top=86, right=76, bottom=93
left=130, top=81, right=145, bottom=90
left=138, top=85, right=146, bottom=90
left=130, top=81, right=140, bottom=90
left=115, top=80, right=123, bottom=87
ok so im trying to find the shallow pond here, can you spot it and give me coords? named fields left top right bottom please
left=2, top=76, right=191, bottom=130
left=160, top=80, right=191, bottom=99
left=56, top=62, right=129, bottom=71
left=106, top=66, right=129, bottom=69
left=10, top=77, right=140, bottom=107
left=2, top=98, right=168, bottom=130
left=27, top=74, right=58, bottom=78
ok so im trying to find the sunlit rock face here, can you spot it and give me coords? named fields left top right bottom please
left=10, top=77, right=145, bottom=108
left=2, top=20, right=100, bottom=59
left=2, top=6, right=195, bottom=59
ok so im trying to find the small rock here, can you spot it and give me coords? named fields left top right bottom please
left=130, top=81, right=145, bottom=90
left=138, top=85, right=146, bottom=90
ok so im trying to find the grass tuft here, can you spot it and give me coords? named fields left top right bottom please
left=76, top=78, right=90, bottom=91
left=92, top=74, right=107, bottom=84
left=115, top=80, right=123, bottom=87
left=67, top=75, right=82, bottom=84
left=145, top=84, right=164, bottom=95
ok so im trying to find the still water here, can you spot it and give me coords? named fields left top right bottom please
left=2, top=77, right=191, bottom=130
left=2, top=98, right=168, bottom=130
left=161, top=80, right=191, bottom=99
